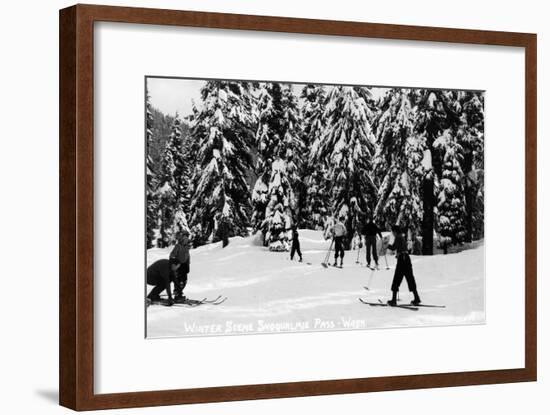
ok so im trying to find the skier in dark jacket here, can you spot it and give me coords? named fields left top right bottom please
left=146, top=259, right=179, bottom=306
left=290, top=225, right=303, bottom=262
left=387, top=225, right=421, bottom=306
left=362, top=216, right=383, bottom=269
left=169, top=229, right=191, bottom=301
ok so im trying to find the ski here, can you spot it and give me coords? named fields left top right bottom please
left=147, top=296, right=227, bottom=307
left=358, top=298, right=419, bottom=311
left=198, top=296, right=228, bottom=305
left=399, top=302, right=446, bottom=308
left=196, top=295, right=222, bottom=304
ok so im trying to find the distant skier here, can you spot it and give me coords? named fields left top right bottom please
left=331, top=217, right=347, bottom=267
left=362, top=216, right=383, bottom=269
left=170, top=229, right=191, bottom=301
left=290, top=225, right=303, bottom=262
left=146, top=259, right=179, bottom=306
left=387, top=225, right=421, bottom=306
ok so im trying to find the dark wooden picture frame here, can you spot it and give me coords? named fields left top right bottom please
left=59, top=4, right=537, bottom=411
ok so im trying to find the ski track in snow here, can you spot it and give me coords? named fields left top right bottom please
left=147, top=230, right=485, bottom=338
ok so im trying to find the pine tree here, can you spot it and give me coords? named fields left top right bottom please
left=433, top=129, right=467, bottom=251
left=261, top=158, right=294, bottom=250
left=145, top=92, right=158, bottom=248
left=300, top=84, right=329, bottom=229
left=311, top=86, right=376, bottom=245
left=156, top=146, right=177, bottom=247
left=189, top=80, right=256, bottom=247
left=456, top=91, right=485, bottom=241
left=155, top=114, right=191, bottom=247
left=252, top=83, right=303, bottom=244
left=414, top=89, right=461, bottom=254
left=373, top=89, right=426, bottom=233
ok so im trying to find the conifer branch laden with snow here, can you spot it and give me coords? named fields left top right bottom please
left=373, top=89, right=426, bottom=234
left=146, top=92, right=159, bottom=248
left=252, top=83, right=304, bottom=248
left=156, top=114, right=191, bottom=247
left=300, top=85, right=329, bottom=230
left=189, top=81, right=257, bottom=247
left=310, top=86, right=377, bottom=246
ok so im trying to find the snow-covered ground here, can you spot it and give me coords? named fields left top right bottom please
left=146, top=230, right=485, bottom=338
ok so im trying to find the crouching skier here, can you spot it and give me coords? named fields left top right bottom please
left=387, top=225, right=421, bottom=306
left=146, top=259, right=179, bottom=306
left=170, top=229, right=191, bottom=303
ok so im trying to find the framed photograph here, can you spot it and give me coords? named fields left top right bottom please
left=59, top=4, right=537, bottom=410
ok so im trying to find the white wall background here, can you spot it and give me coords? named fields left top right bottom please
left=0, top=0, right=545, bottom=414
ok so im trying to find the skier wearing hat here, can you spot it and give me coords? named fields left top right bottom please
left=387, top=225, right=421, bottom=306
left=169, top=229, right=191, bottom=301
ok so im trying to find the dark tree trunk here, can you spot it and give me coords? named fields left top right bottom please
left=421, top=177, right=434, bottom=255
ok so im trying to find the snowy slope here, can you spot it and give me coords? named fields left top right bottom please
left=146, top=230, right=484, bottom=338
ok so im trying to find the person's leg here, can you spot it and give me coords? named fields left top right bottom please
left=290, top=243, right=296, bottom=260
left=389, top=257, right=405, bottom=305
left=403, top=255, right=421, bottom=304
left=147, top=281, right=165, bottom=301
left=366, top=236, right=372, bottom=266
left=296, top=242, right=302, bottom=261
left=334, top=237, right=341, bottom=265
left=372, top=236, right=379, bottom=266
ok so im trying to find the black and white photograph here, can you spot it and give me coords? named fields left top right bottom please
left=145, top=76, right=485, bottom=338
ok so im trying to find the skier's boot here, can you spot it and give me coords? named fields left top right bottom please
left=387, top=291, right=398, bottom=307
left=333, top=261, right=338, bottom=267
left=411, top=290, right=422, bottom=306
left=147, top=293, right=161, bottom=302
left=174, top=294, right=187, bottom=304
left=299, top=257, right=303, bottom=263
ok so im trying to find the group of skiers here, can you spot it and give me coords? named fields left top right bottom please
left=290, top=215, right=422, bottom=306
left=147, top=216, right=421, bottom=307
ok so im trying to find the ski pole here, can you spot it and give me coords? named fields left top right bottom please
left=383, top=252, right=390, bottom=269
left=323, top=239, right=334, bottom=265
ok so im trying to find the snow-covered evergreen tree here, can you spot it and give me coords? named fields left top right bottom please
left=261, top=158, right=294, bottom=250
left=311, top=86, right=376, bottom=245
left=456, top=91, right=485, bottom=241
left=300, top=84, right=329, bottom=229
left=155, top=114, right=191, bottom=247
left=252, top=83, right=303, bottom=245
left=433, top=129, right=467, bottom=250
left=146, top=92, right=158, bottom=248
left=413, top=89, right=462, bottom=254
left=373, top=89, right=426, bottom=233
left=189, top=80, right=256, bottom=247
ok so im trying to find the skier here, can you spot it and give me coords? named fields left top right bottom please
left=387, top=225, right=421, bottom=306
left=169, top=229, right=191, bottom=301
left=331, top=217, right=347, bottom=267
left=290, top=224, right=303, bottom=262
left=146, top=259, right=179, bottom=306
left=362, top=216, right=383, bottom=269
